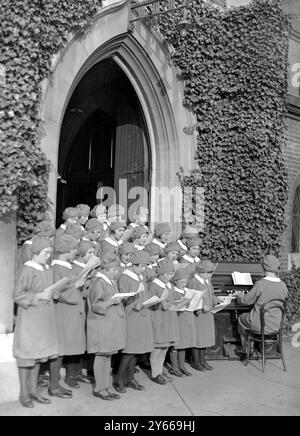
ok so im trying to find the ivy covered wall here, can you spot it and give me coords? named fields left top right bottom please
left=0, top=0, right=102, bottom=243
left=160, top=0, right=290, bottom=261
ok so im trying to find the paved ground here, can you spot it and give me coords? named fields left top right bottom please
left=0, top=340, right=299, bottom=416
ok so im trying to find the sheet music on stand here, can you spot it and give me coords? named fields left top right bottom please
left=232, top=271, right=253, bottom=286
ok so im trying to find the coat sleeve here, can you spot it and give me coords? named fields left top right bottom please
left=89, top=280, right=111, bottom=315
left=118, top=274, right=137, bottom=309
left=54, top=266, right=80, bottom=305
left=237, top=281, right=261, bottom=306
left=14, top=268, right=39, bottom=309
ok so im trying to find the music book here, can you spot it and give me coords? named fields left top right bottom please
left=111, top=285, right=144, bottom=300
left=111, top=292, right=137, bottom=300
left=185, top=289, right=205, bottom=312
left=168, top=297, right=191, bottom=312
left=232, top=271, right=253, bottom=286
left=142, top=295, right=163, bottom=307
left=211, top=295, right=232, bottom=314
left=75, top=255, right=101, bottom=288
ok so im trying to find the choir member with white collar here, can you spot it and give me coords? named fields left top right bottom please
left=87, top=255, right=126, bottom=401
left=76, top=204, right=91, bottom=227
left=119, top=242, right=135, bottom=269
left=114, top=251, right=154, bottom=393
left=152, top=223, right=171, bottom=254
left=18, top=221, right=55, bottom=269
left=149, top=259, right=179, bottom=385
left=49, top=234, right=86, bottom=397
left=170, top=267, right=197, bottom=377
left=131, top=225, right=150, bottom=251
left=55, top=207, right=81, bottom=237
left=13, top=236, right=58, bottom=408
left=90, top=204, right=109, bottom=237
left=123, top=206, right=152, bottom=244
left=71, top=241, right=97, bottom=384
left=100, top=221, right=126, bottom=254
left=188, top=260, right=218, bottom=371
left=177, top=225, right=199, bottom=253
left=179, top=237, right=201, bottom=278
left=163, top=242, right=182, bottom=267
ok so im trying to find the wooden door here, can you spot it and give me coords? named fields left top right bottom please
left=114, top=96, right=150, bottom=220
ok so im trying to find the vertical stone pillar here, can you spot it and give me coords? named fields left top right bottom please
left=0, top=215, right=17, bottom=334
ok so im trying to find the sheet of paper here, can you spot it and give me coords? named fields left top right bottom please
left=76, top=255, right=101, bottom=281
left=111, top=292, right=137, bottom=300
left=185, top=289, right=205, bottom=312
left=168, top=297, right=191, bottom=312
left=211, top=295, right=232, bottom=314
left=232, top=271, right=253, bottom=286
left=142, top=295, right=162, bottom=307
left=44, top=277, right=70, bottom=295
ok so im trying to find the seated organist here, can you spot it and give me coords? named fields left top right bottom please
left=237, top=255, right=288, bottom=357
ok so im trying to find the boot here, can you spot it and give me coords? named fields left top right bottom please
left=191, top=348, right=206, bottom=371
left=169, top=350, right=184, bottom=377
left=178, top=350, right=192, bottom=376
left=200, top=348, right=213, bottom=371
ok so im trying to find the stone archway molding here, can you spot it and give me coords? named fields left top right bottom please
left=40, top=0, right=196, bottom=231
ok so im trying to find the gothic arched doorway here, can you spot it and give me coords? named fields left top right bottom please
left=56, top=58, right=151, bottom=225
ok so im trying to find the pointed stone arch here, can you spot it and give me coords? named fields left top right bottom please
left=40, top=0, right=196, bottom=235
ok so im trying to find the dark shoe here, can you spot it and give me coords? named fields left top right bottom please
left=190, top=362, right=206, bottom=372
left=126, top=380, right=145, bottom=391
left=139, top=361, right=151, bottom=370
left=179, top=367, right=193, bottom=377
left=202, top=361, right=213, bottom=371
left=20, top=397, right=34, bottom=408
left=65, top=377, right=80, bottom=389
left=106, top=390, right=121, bottom=400
left=48, top=387, right=73, bottom=399
left=113, top=382, right=126, bottom=394
left=93, top=390, right=114, bottom=401
left=169, top=367, right=184, bottom=377
left=38, top=375, right=49, bottom=388
left=76, top=373, right=91, bottom=384
left=152, top=375, right=166, bottom=385
left=134, top=367, right=140, bottom=374
left=29, top=394, right=51, bottom=404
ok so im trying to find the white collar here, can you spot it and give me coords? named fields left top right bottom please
left=177, top=240, right=187, bottom=251
left=183, top=254, right=200, bottom=263
left=173, top=260, right=179, bottom=265
left=121, top=262, right=132, bottom=267
left=51, top=259, right=72, bottom=269
left=183, top=254, right=195, bottom=263
left=130, top=223, right=139, bottom=228
left=174, top=286, right=185, bottom=294
left=122, top=269, right=141, bottom=281
left=24, top=240, right=33, bottom=245
left=104, top=237, right=119, bottom=247
left=153, top=278, right=166, bottom=289
left=73, top=260, right=86, bottom=268
left=263, top=277, right=281, bottom=282
left=24, top=261, right=44, bottom=271
left=166, top=282, right=172, bottom=290
left=152, top=239, right=165, bottom=249
left=60, top=224, right=66, bottom=230
left=96, top=272, right=112, bottom=285
left=194, top=274, right=205, bottom=284
left=135, top=245, right=144, bottom=251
